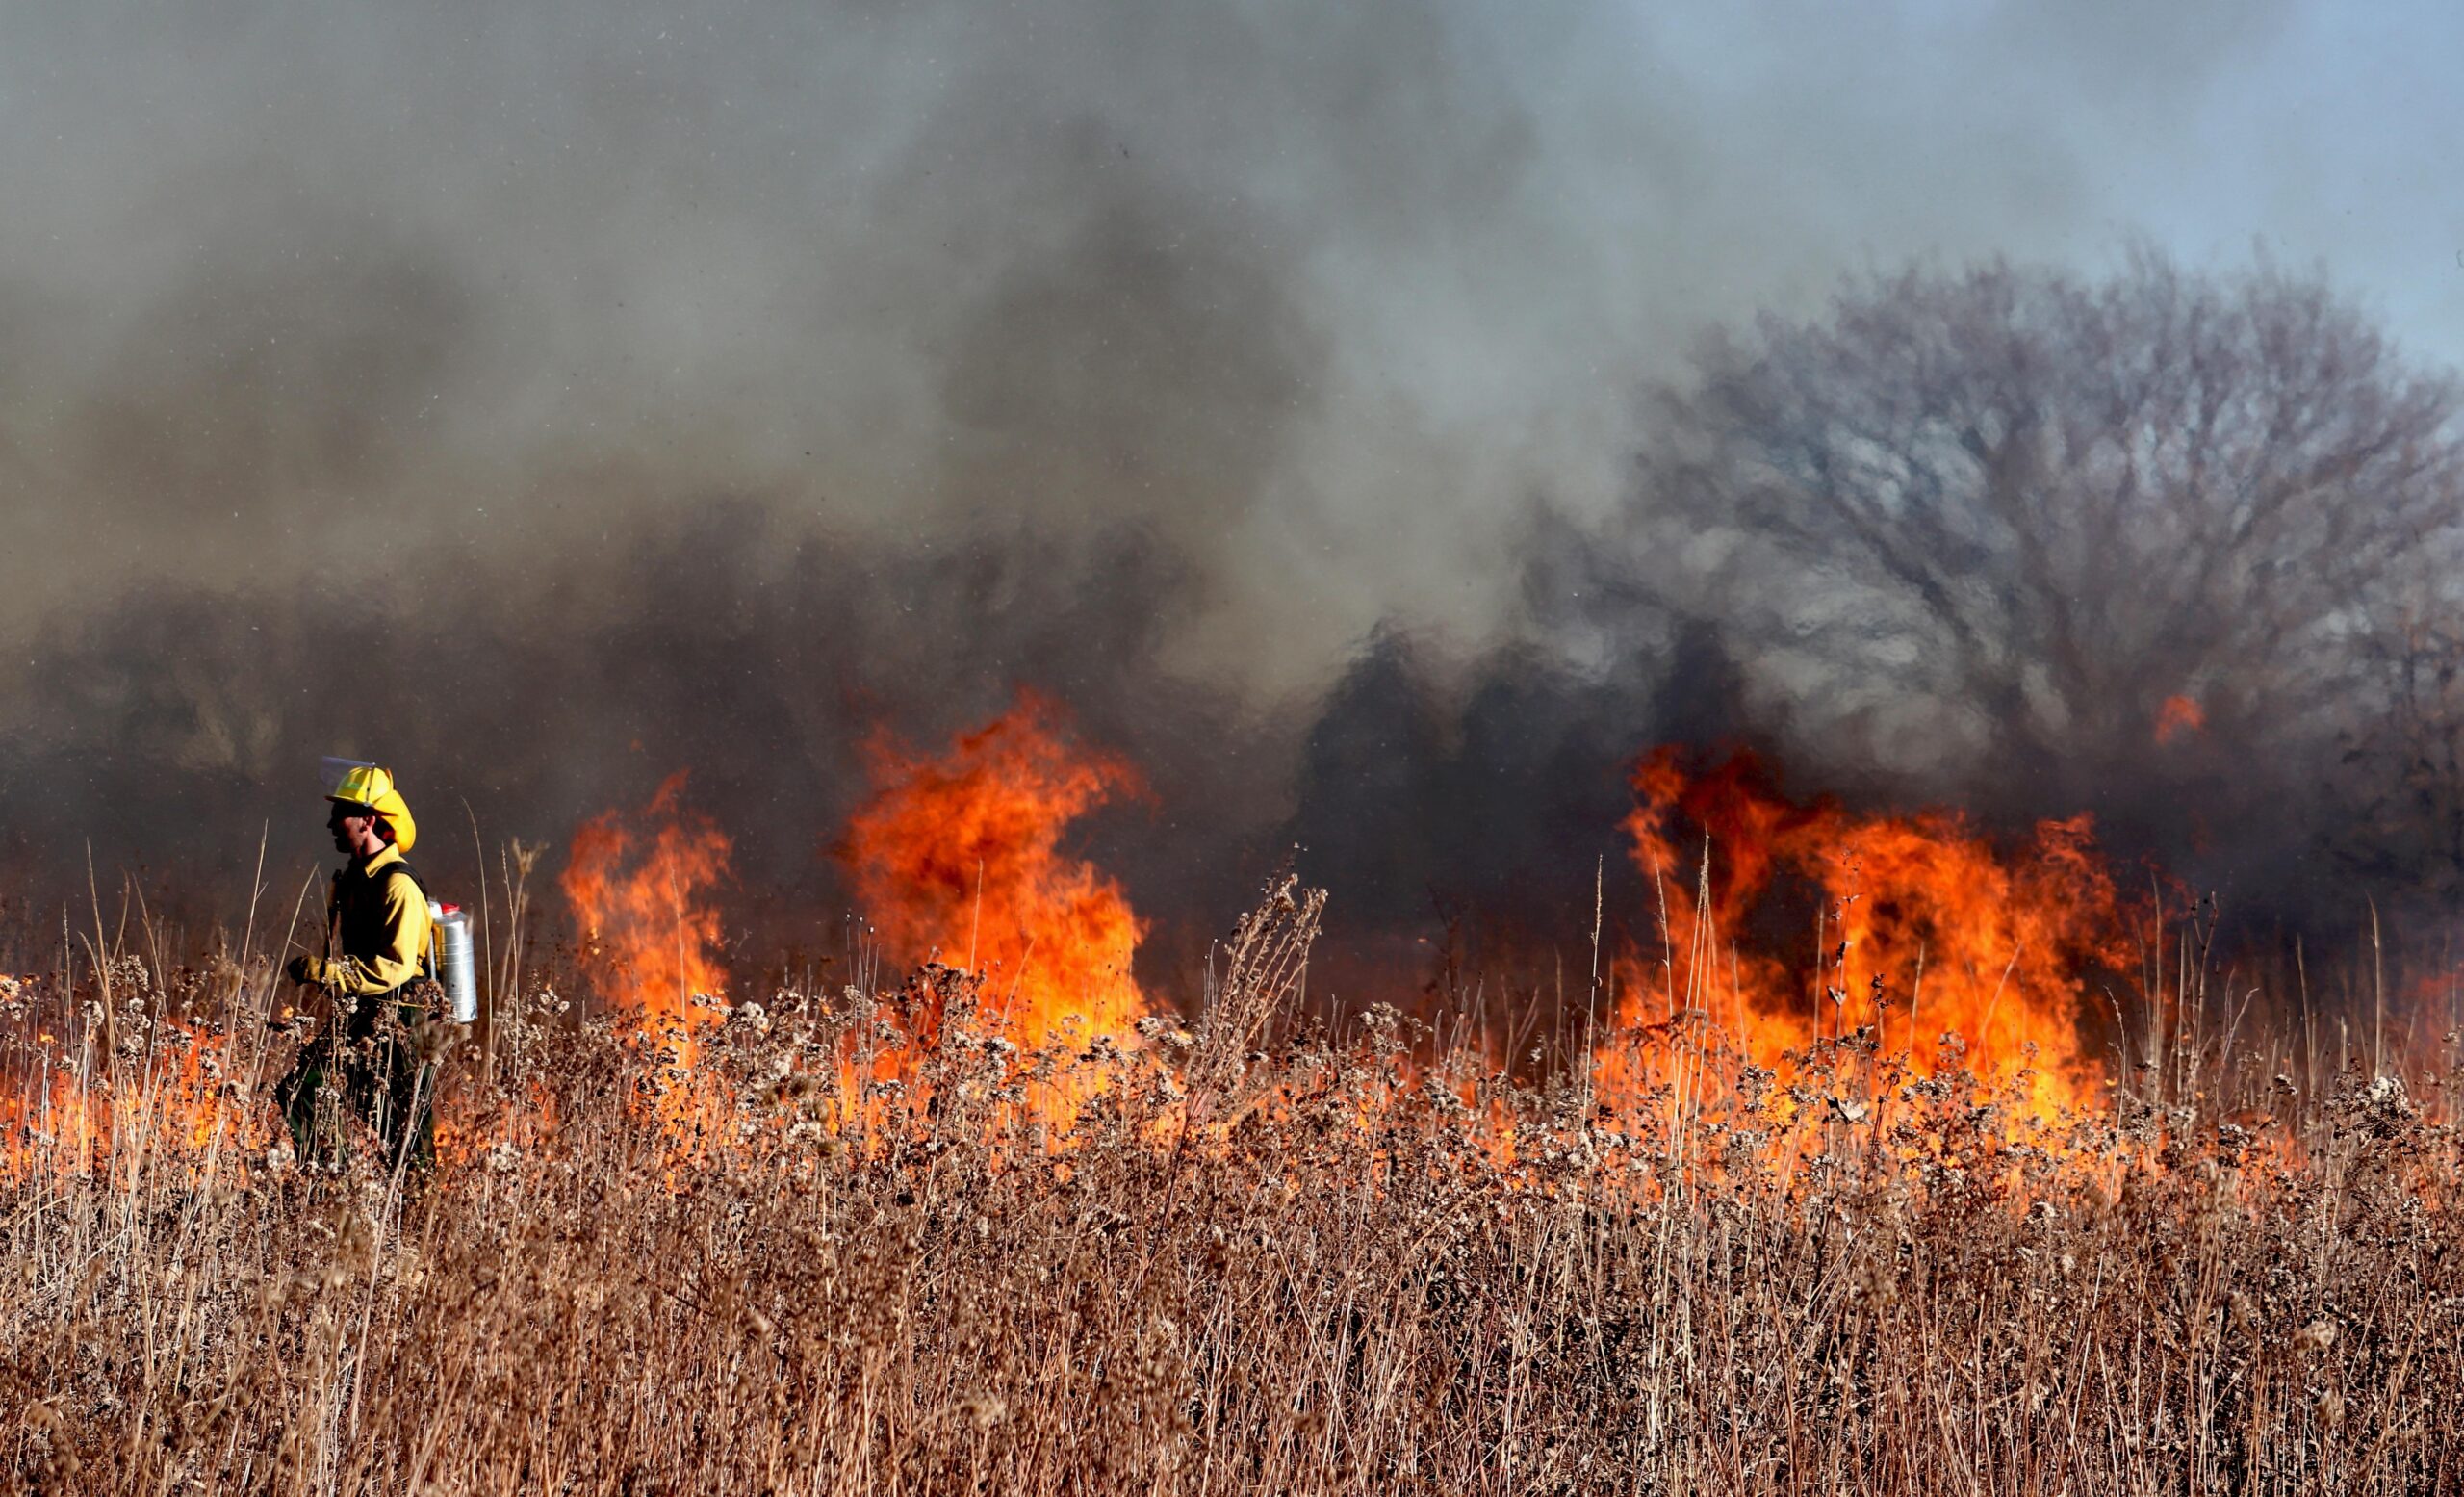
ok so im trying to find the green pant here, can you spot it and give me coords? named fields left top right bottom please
left=278, top=1000, right=436, bottom=1174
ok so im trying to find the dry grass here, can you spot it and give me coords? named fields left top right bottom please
left=5, top=882, right=2464, bottom=1495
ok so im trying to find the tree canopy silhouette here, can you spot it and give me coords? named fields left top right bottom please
left=1635, top=252, right=2464, bottom=816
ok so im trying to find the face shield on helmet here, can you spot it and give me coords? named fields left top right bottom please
left=321, top=758, right=419, bottom=852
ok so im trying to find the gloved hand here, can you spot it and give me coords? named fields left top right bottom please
left=286, top=954, right=326, bottom=986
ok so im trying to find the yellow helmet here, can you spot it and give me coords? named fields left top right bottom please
left=327, top=763, right=419, bottom=852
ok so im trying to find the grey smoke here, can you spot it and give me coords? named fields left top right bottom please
left=0, top=503, right=1284, bottom=984
left=4, top=0, right=2451, bottom=997
left=0, top=0, right=2339, bottom=681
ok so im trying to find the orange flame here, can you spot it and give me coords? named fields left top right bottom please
left=561, top=773, right=733, bottom=1140
left=843, top=698, right=1150, bottom=1050
left=562, top=773, right=732, bottom=1021
left=2155, top=694, right=2205, bottom=746
left=2, top=1019, right=260, bottom=1183
left=1608, top=748, right=2129, bottom=1120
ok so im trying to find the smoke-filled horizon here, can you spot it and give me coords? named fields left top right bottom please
left=11, top=0, right=2464, bottom=999
left=14, top=1, right=2460, bottom=680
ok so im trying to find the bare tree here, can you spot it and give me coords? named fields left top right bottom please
left=1634, top=251, right=2464, bottom=811
left=2333, top=588, right=2464, bottom=905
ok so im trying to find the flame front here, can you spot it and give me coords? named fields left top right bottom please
left=843, top=698, right=1150, bottom=1049
left=562, top=772, right=732, bottom=1022
left=2, top=1017, right=259, bottom=1184
left=1609, top=747, right=2128, bottom=1120
left=561, top=773, right=733, bottom=1139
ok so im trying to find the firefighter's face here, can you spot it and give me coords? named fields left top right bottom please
left=328, top=803, right=379, bottom=855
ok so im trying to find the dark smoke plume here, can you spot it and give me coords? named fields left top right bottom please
left=12, top=0, right=2462, bottom=1017
left=0, top=504, right=1283, bottom=989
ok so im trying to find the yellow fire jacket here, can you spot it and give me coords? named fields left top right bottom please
left=303, top=843, right=434, bottom=998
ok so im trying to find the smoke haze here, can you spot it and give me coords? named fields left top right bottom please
left=7, top=0, right=2462, bottom=994
left=5, top=0, right=2360, bottom=663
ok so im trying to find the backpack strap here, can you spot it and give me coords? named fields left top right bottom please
left=376, top=858, right=441, bottom=982
left=384, top=857, right=426, bottom=901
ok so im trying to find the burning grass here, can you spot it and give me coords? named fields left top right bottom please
left=6, top=883, right=2464, bottom=1495
left=9, top=712, right=2464, bottom=1491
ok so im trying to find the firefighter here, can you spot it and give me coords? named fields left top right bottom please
left=278, top=764, right=441, bottom=1172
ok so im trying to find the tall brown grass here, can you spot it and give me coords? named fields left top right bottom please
left=5, top=877, right=2463, bottom=1495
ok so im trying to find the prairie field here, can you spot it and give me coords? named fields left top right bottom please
left=5, top=866, right=2464, bottom=1497
left=14, top=8, right=2464, bottom=1493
